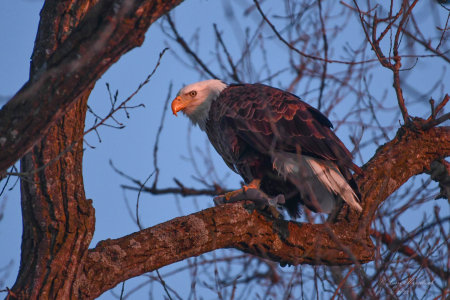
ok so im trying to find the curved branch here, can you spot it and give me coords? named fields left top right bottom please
left=76, top=202, right=374, bottom=299
left=76, top=122, right=450, bottom=299
left=0, top=0, right=184, bottom=174
left=356, top=122, right=450, bottom=229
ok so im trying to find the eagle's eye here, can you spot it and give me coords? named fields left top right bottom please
left=189, top=91, right=197, bottom=97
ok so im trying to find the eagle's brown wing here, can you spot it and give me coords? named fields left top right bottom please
left=208, top=83, right=361, bottom=198
left=212, top=84, right=354, bottom=164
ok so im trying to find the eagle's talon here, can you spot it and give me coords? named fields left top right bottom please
left=213, top=188, right=285, bottom=219
left=224, top=189, right=242, bottom=200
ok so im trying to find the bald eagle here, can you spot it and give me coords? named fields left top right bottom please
left=172, top=79, right=362, bottom=218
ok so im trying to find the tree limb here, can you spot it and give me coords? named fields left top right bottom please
left=75, top=122, right=450, bottom=299
left=76, top=202, right=373, bottom=299
left=0, top=0, right=184, bottom=174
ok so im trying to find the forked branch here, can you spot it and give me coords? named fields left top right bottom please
left=76, top=123, right=450, bottom=299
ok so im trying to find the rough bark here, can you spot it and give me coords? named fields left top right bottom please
left=15, top=95, right=94, bottom=300
left=11, top=1, right=98, bottom=299
left=77, top=202, right=373, bottom=299
left=0, top=0, right=184, bottom=174
left=356, top=121, right=450, bottom=228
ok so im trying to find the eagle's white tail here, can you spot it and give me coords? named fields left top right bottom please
left=272, top=152, right=362, bottom=213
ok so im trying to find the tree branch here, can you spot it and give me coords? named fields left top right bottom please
left=0, top=0, right=184, bottom=174
left=354, top=122, right=450, bottom=231
left=75, top=122, right=450, bottom=299
left=76, top=202, right=374, bottom=299
left=370, top=229, right=450, bottom=281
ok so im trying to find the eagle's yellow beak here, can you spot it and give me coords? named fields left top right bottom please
left=171, top=96, right=184, bottom=117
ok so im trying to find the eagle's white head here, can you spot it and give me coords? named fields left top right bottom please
left=171, top=79, right=227, bottom=131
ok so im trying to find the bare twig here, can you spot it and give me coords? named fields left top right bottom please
left=255, top=0, right=441, bottom=66
left=330, top=267, right=355, bottom=300
left=213, top=24, right=241, bottom=83
left=136, top=171, right=155, bottom=230
left=370, top=229, right=450, bottom=281
left=436, top=12, right=450, bottom=51
left=166, top=14, right=219, bottom=80
left=424, top=94, right=450, bottom=129
left=156, top=269, right=173, bottom=300
left=341, top=0, right=450, bottom=64
left=5, top=49, right=168, bottom=179
left=119, top=281, right=125, bottom=300
left=317, top=0, right=329, bottom=110
left=111, top=159, right=230, bottom=197
left=152, top=83, right=173, bottom=189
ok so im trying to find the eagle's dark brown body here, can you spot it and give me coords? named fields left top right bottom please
left=205, top=83, right=361, bottom=218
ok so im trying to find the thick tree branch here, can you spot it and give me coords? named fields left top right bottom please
left=11, top=1, right=97, bottom=299
left=75, top=122, right=450, bottom=299
left=76, top=202, right=374, bottom=299
left=354, top=122, right=450, bottom=230
left=14, top=94, right=95, bottom=300
left=0, top=0, right=184, bottom=174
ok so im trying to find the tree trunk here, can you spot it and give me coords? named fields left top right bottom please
left=15, top=94, right=95, bottom=299
left=8, top=0, right=183, bottom=298
left=11, top=1, right=96, bottom=298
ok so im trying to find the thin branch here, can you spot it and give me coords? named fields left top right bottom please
left=136, top=171, right=155, bottom=230
left=152, top=82, right=173, bottom=189
left=156, top=270, right=173, bottom=300
left=436, top=12, right=450, bottom=51
left=317, top=0, right=329, bottom=110
left=424, top=94, right=450, bottom=129
left=254, top=0, right=438, bottom=65
left=330, top=267, right=355, bottom=300
left=434, top=94, right=450, bottom=117
left=213, top=24, right=241, bottom=83
left=341, top=0, right=450, bottom=64
left=111, top=159, right=230, bottom=197
left=5, top=49, right=168, bottom=179
left=119, top=281, right=125, bottom=300
left=370, top=229, right=450, bottom=281
left=166, top=14, right=219, bottom=80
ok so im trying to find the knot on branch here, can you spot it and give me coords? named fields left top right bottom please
left=427, top=160, right=450, bottom=202
left=423, top=94, right=450, bottom=130
left=398, top=94, right=449, bottom=132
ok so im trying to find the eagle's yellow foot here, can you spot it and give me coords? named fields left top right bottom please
left=246, top=179, right=261, bottom=190
left=224, top=189, right=244, bottom=201
left=224, top=179, right=261, bottom=200
left=213, top=179, right=285, bottom=219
